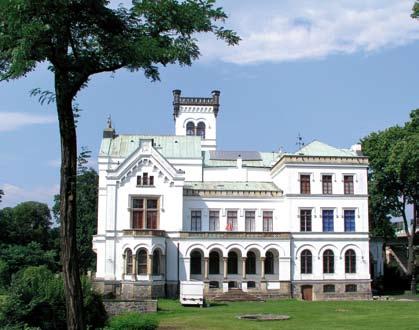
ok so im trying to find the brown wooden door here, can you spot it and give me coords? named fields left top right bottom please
left=302, top=285, right=313, bottom=301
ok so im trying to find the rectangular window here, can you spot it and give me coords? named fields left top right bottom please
left=226, top=210, right=237, bottom=231
left=300, top=175, right=311, bottom=194
left=323, top=284, right=335, bottom=293
left=149, top=175, right=154, bottom=186
left=345, top=284, right=357, bottom=292
left=143, top=173, right=148, bottom=186
left=322, top=175, right=332, bottom=194
left=131, top=197, right=158, bottom=229
left=300, top=209, right=312, bottom=232
left=137, top=176, right=142, bottom=186
left=263, top=211, right=273, bottom=232
left=209, top=210, right=220, bottom=231
left=245, top=211, right=256, bottom=232
left=191, top=210, right=202, bottom=231
left=137, top=173, right=154, bottom=186
left=344, top=210, right=356, bottom=232
left=344, top=175, right=354, bottom=194
left=322, top=209, right=334, bottom=232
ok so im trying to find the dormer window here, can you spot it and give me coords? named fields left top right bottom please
left=186, top=121, right=195, bottom=136
left=137, top=173, right=154, bottom=186
left=196, top=122, right=206, bottom=139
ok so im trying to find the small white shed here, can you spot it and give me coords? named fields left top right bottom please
left=180, top=281, right=204, bottom=306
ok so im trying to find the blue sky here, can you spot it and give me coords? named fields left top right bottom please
left=0, top=0, right=418, bottom=207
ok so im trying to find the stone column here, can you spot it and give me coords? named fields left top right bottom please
left=204, top=257, right=209, bottom=280
left=132, top=254, right=137, bottom=277
left=242, top=257, right=247, bottom=279
left=161, top=254, right=166, bottom=278
left=147, top=254, right=153, bottom=278
left=260, top=257, right=265, bottom=279
left=122, top=254, right=126, bottom=277
left=223, top=257, right=228, bottom=279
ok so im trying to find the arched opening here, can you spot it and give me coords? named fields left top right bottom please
left=301, top=249, right=312, bottom=274
left=190, top=250, right=203, bottom=275
left=265, top=251, right=275, bottom=275
left=152, top=249, right=161, bottom=275
left=124, top=248, right=133, bottom=274
left=227, top=251, right=238, bottom=274
left=323, top=249, right=334, bottom=274
left=186, top=121, right=195, bottom=136
left=196, top=122, right=206, bottom=139
left=246, top=251, right=256, bottom=275
left=345, top=249, right=356, bottom=273
left=209, top=251, right=220, bottom=274
left=137, top=249, right=147, bottom=275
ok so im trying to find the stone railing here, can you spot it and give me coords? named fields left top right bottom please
left=179, top=231, right=290, bottom=239
left=122, top=229, right=166, bottom=237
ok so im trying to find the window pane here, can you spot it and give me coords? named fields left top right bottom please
left=147, top=199, right=158, bottom=209
left=344, top=175, right=354, bottom=194
left=301, top=250, right=312, bottom=274
left=344, top=210, right=355, bottom=232
left=147, top=210, right=157, bottom=229
left=322, top=175, right=332, bottom=194
left=300, top=209, right=312, bottom=232
left=245, top=211, right=255, bottom=232
left=137, top=250, right=147, bottom=275
left=132, top=210, right=144, bottom=229
left=323, top=250, right=334, bottom=273
left=132, top=198, right=143, bottom=209
left=300, top=175, right=311, bottom=194
left=143, top=172, right=148, bottom=186
left=322, top=210, right=334, bottom=232
left=209, top=210, right=220, bottom=231
left=227, top=211, right=237, bottom=231
left=191, top=210, right=202, bottom=231
left=263, top=211, right=273, bottom=232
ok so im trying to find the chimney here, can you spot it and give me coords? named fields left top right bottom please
left=172, top=89, right=181, bottom=119
left=103, top=115, right=116, bottom=139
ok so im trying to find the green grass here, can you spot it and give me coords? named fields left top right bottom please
left=154, top=299, right=419, bottom=330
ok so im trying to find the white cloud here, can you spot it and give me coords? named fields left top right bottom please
left=199, top=0, right=419, bottom=64
left=0, top=112, right=56, bottom=132
left=0, top=183, right=59, bottom=208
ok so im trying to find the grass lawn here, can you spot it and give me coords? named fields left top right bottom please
left=155, top=299, right=419, bottom=330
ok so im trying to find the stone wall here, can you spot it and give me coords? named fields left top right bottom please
left=293, top=280, right=372, bottom=300
left=103, top=300, right=157, bottom=316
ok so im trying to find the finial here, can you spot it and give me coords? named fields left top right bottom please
left=296, top=133, right=304, bottom=149
left=107, top=115, right=112, bottom=129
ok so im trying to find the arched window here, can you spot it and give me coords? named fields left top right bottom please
left=186, top=121, right=195, bottom=136
left=125, top=249, right=133, bottom=274
left=137, top=249, right=147, bottom=275
left=246, top=251, right=256, bottom=275
left=345, top=249, right=356, bottom=273
left=196, top=122, right=206, bottom=139
left=227, top=251, right=238, bottom=274
left=190, top=250, right=202, bottom=275
left=323, top=249, right=334, bottom=274
left=301, top=249, right=312, bottom=274
left=209, top=251, right=220, bottom=274
left=265, top=251, right=275, bottom=275
left=152, top=250, right=161, bottom=275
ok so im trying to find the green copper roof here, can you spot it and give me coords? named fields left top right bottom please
left=184, top=181, right=281, bottom=192
left=295, top=140, right=358, bottom=157
left=100, top=135, right=202, bottom=159
left=203, top=151, right=280, bottom=168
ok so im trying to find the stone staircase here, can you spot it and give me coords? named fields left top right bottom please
left=208, top=288, right=265, bottom=302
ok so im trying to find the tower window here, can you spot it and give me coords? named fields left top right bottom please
left=186, top=122, right=195, bottom=136
left=196, top=122, right=206, bottom=139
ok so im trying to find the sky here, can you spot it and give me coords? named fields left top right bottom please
left=0, top=0, right=418, bottom=208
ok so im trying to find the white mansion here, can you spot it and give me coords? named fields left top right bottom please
left=93, top=90, right=382, bottom=301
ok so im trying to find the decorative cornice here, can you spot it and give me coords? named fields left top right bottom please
left=183, top=189, right=281, bottom=198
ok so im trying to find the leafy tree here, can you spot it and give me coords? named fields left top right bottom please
left=0, top=1, right=238, bottom=328
left=362, top=110, right=419, bottom=294
left=0, top=189, right=4, bottom=203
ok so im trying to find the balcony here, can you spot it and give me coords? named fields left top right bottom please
left=179, top=231, right=290, bottom=239
left=122, top=229, right=166, bottom=237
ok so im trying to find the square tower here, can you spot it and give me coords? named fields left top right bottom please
left=173, top=90, right=220, bottom=151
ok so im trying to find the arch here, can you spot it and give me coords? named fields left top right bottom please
left=136, top=248, right=148, bottom=275
left=226, top=243, right=245, bottom=256
left=207, top=243, right=227, bottom=257
left=133, top=243, right=151, bottom=255
left=190, top=249, right=203, bottom=275
left=209, top=250, right=220, bottom=275
left=124, top=248, right=133, bottom=275
left=345, top=249, right=357, bottom=274
left=227, top=251, right=239, bottom=275
left=186, top=244, right=208, bottom=258
left=151, top=244, right=165, bottom=255
left=300, top=249, right=312, bottom=274
left=295, top=244, right=316, bottom=258
left=340, top=244, right=363, bottom=259
left=246, top=251, right=257, bottom=275
left=263, top=244, right=286, bottom=257
left=186, top=121, right=195, bottom=136
left=244, top=243, right=264, bottom=256
left=323, top=249, right=335, bottom=274
left=318, top=244, right=339, bottom=258
left=196, top=122, right=206, bottom=139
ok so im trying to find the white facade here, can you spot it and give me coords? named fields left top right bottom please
left=93, top=91, right=374, bottom=300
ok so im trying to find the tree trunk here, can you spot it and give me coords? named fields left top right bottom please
left=402, top=204, right=417, bottom=295
left=55, top=70, right=85, bottom=330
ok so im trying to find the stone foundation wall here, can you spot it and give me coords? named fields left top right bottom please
left=103, top=300, right=157, bottom=316
left=293, top=280, right=372, bottom=300
left=94, top=280, right=166, bottom=299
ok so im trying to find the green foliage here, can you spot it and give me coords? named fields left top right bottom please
left=53, top=168, right=99, bottom=273
left=107, top=313, right=158, bottom=330
left=0, top=189, right=3, bottom=203
left=0, top=266, right=107, bottom=330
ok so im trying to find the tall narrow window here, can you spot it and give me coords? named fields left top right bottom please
left=344, top=210, right=356, bottom=232
left=263, top=211, right=273, bottom=232
left=186, top=121, right=195, bottom=136
left=209, top=210, right=220, bottom=231
left=152, top=250, right=161, bottom=275
left=246, top=251, right=256, bottom=274
left=322, top=175, right=332, bottom=194
left=142, top=172, right=148, bottom=186
left=146, top=199, right=158, bottom=229
left=322, top=209, right=334, bottom=232
left=301, top=250, right=312, bottom=274
left=345, top=249, right=356, bottom=273
left=227, top=251, right=238, bottom=274
left=245, top=211, right=255, bottom=232
left=300, top=209, right=312, bottom=232
left=125, top=249, right=133, bottom=274
left=209, top=251, right=220, bottom=274
left=196, top=122, right=206, bottom=139
left=344, top=175, right=354, bottom=194
left=226, top=211, right=237, bottom=231
left=300, top=174, right=311, bottom=194
left=149, top=176, right=154, bottom=186
left=136, top=176, right=142, bottom=186
left=191, top=210, right=202, bottom=231
left=137, top=249, right=147, bottom=275
left=265, top=251, right=275, bottom=275
left=323, top=250, right=334, bottom=274
left=190, top=251, right=202, bottom=275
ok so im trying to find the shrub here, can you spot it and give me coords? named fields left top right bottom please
left=107, top=312, right=158, bottom=330
left=0, top=266, right=107, bottom=329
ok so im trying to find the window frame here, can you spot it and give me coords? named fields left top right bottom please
left=137, top=249, right=147, bottom=275
left=226, top=210, right=238, bottom=231
left=300, top=249, right=312, bottom=274
left=263, top=210, right=273, bottom=232
left=322, top=174, right=333, bottom=194
left=344, top=174, right=354, bottom=195
left=131, top=196, right=159, bottom=229
left=323, top=249, right=335, bottom=274
left=300, top=209, right=312, bottom=232
left=345, top=249, right=357, bottom=274
left=344, top=209, right=356, bottom=232
left=245, top=210, right=256, bottom=232
left=209, top=210, right=220, bottom=232
left=322, top=209, right=334, bottom=232
left=190, top=210, right=202, bottom=232
left=300, top=174, right=311, bottom=194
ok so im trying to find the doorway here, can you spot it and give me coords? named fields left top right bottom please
left=301, top=285, right=313, bottom=301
